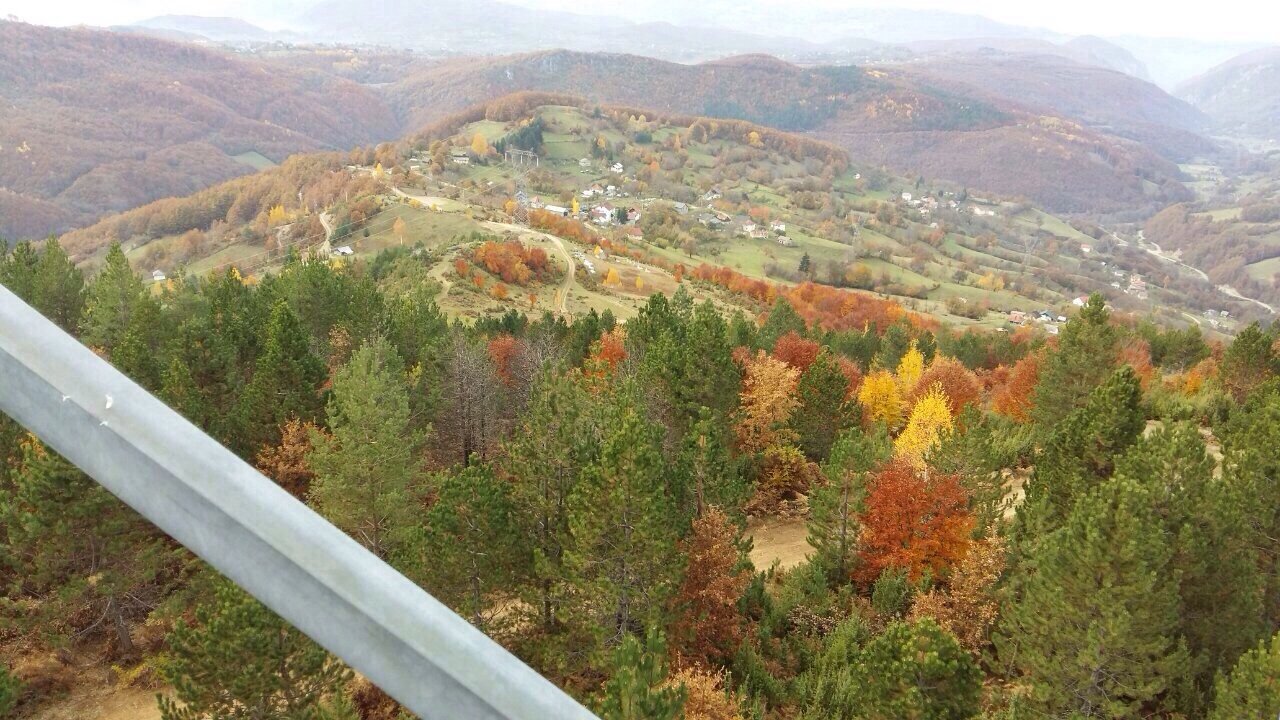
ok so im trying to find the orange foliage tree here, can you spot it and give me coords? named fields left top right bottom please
left=669, top=508, right=751, bottom=667
left=911, top=357, right=981, bottom=416
left=857, top=458, right=973, bottom=584
left=486, top=334, right=521, bottom=385
left=772, top=331, right=820, bottom=372
left=255, top=419, right=321, bottom=498
left=909, top=535, right=1005, bottom=654
left=588, top=327, right=627, bottom=374
left=734, top=350, right=800, bottom=453
left=472, top=239, right=549, bottom=286
left=991, top=352, right=1042, bottom=422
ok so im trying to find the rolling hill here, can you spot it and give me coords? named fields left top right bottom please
left=387, top=50, right=1194, bottom=215
left=1178, top=46, right=1280, bottom=143
left=0, top=20, right=399, bottom=240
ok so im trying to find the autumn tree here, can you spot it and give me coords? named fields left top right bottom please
left=857, top=459, right=972, bottom=583
left=894, top=341, right=924, bottom=395
left=893, top=383, right=953, bottom=470
left=772, top=331, right=819, bottom=372
left=308, top=337, right=423, bottom=559
left=734, top=350, right=800, bottom=454
left=667, top=667, right=741, bottom=720
left=910, top=357, right=980, bottom=416
left=669, top=508, right=750, bottom=667
left=254, top=419, right=319, bottom=498
left=990, top=352, right=1040, bottom=421
left=857, top=368, right=902, bottom=428
left=908, top=535, right=1004, bottom=653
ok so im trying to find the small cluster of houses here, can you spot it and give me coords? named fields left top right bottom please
left=577, top=158, right=625, bottom=175
left=1007, top=308, right=1067, bottom=335
left=736, top=219, right=792, bottom=246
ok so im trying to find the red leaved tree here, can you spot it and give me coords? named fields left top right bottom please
left=856, top=458, right=972, bottom=584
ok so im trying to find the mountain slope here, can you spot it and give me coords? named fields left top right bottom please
left=389, top=50, right=1191, bottom=215
left=894, top=51, right=1213, bottom=160
left=1178, top=47, right=1280, bottom=142
left=0, top=21, right=399, bottom=240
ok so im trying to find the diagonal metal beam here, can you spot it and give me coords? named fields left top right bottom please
left=0, top=284, right=597, bottom=720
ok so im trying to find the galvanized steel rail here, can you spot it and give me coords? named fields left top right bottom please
left=0, top=284, right=598, bottom=720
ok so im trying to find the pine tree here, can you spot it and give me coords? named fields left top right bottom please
left=756, top=297, right=806, bottom=350
left=416, top=463, right=526, bottom=634
left=504, top=370, right=596, bottom=637
left=792, top=348, right=855, bottom=461
left=677, top=407, right=745, bottom=519
left=802, top=618, right=979, bottom=720
left=927, top=406, right=1013, bottom=533
left=565, top=385, right=680, bottom=646
left=1029, top=293, right=1118, bottom=430
left=80, top=242, right=162, bottom=383
left=308, top=337, right=422, bottom=560
left=158, top=578, right=352, bottom=720
left=807, top=427, right=889, bottom=584
left=1, top=443, right=179, bottom=657
left=1207, top=632, right=1280, bottom=720
left=1113, top=423, right=1266, bottom=711
left=874, top=321, right=912, bottom=370
left=237, top=300, right=326, bottom=453
left=31, top=237, right=85, bottom=331
left=1220, top=321, right=1276, bottom=400
left=1018, top=366, right=1144, bottom=538
left=596, top=629, right=685, bottom=720
left=0, top=664, right=21, bottom=716
left=997, top=477, right=1187, bottom=718
left=0, top=240, right=38, bottom=302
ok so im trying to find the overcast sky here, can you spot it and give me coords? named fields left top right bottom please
left=2, top=0, right=1277, bottom=43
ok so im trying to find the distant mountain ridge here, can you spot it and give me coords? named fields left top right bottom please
left=1178, top=47, right=1280, bottom=143
left=0, top=21, right=398, bottom=240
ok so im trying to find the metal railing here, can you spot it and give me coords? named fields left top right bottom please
left=0, top=284, right=598, bottom=720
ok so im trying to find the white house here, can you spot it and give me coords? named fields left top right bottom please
left=543, top=205, right=570, bottom=217
left=151, top=269, right=166, bottom=283
left=333, top=246, right=354, bottom=256
left=610, top=162, right=624, bottom=174
left=578, top=158, right=592, bottom=168
left=901, top=192, right=913, bottom=202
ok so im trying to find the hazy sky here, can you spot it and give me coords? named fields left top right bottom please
left=1, top=0, right=1277, bottom=43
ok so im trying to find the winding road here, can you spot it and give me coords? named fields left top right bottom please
left=1135, top=230, right=1275, bottom=314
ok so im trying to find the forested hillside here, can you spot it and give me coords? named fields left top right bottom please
left=2, top=230, right=1279, bottom=718
left=387, top=50, right=1196, bottom=215
left=0, top=21, right=398, bottom=239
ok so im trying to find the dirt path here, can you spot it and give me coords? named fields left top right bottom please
left=1136, top=230, right=1275, bottom=314
left=746, top=518, right=810, bottom=571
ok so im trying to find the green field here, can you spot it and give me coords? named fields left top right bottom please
left=232, top=151, right=276, bottom=170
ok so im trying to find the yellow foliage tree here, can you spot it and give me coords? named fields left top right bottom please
left=266, top=204, right=287, bottom=227
left=470, top=133, right=488, bottom=155
left=858, top=368, right=902, bottom=428
left=735, top=350, right=800, bottom=453
left=571, top=197, right=580, bottom=214
left=893, top=382, right=953, bottom=469
left=392, top=217, right=407, bottom=244
left=604, top=268, right=620, bottom=285
left=635, top=276, right=644, bottom=291
left=895, top=341, right=924, bottom=394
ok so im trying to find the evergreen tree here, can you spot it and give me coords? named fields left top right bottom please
left=874, top=320, right=912, bottom=370
left=1029, top=292, right=1118, bottom=430
left=237, top=300, right=326, bottom=453
left=80, top=242, right=162, bottom=384
left=1221, top=321, right=1276, bottom=400
left=1113, top=423, right=1266, bottom=711
left=1, top=444, right=179, bottom=656
left=928, top=406, right=1015, bottom=533
left=1207, top=632, right=1280, bottom=720
left=807, top=427, right=889, bottom=583
left=792, top=348, right=855, bottom=461
left=158, top=578, right=352, bottom=720
left=504, top=371, right=597, bottom=637
left=677, top=406, right=745, bottom=519
left=596, top=629, right=685, bottom=720
left=0, top=240, right=38, bottom=302
left=1018, top=366, right=1144, bottom=538
left=997, top=477, right=1187, bottom=718
left=30, top=237, right=85, bottom=331
left=803, top=618, right=979, bottom=720
left=308, top=337, right=422, bottom=560
left=0, top=663, right=21, bottom=716
left=565, top=384, right=680, bottom=646
left=757, top=297, right=806, bottom=350
left=416, top=463, right=526, bottom=633
left=1219, top=385, right=1280, bottom=630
